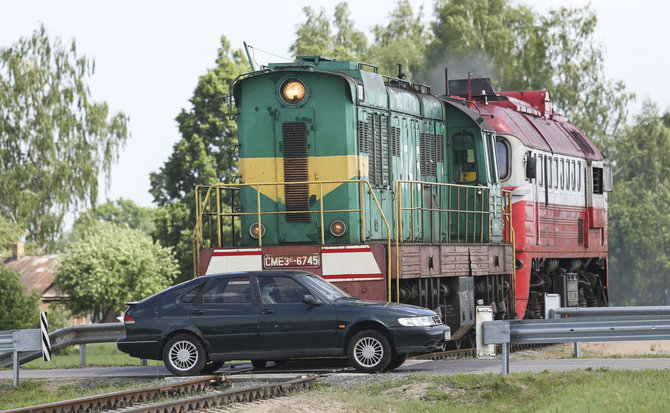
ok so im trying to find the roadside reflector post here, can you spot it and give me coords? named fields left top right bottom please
left=475, top=306, right=495, bottom=359
left=40, top=312, right=52, bottom=362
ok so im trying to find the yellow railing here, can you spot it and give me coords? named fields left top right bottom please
left=193, top=180, right=514, bottom=304
left=193, top=180, right=391, bottom=288
left=394, top=180, right=496, bottom=244
left=391, top=182, right=514, bottom=302
left=502, top=189, right=515, bottom=309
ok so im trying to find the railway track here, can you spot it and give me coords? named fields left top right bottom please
left=4, top=375, right=317, bottom=413
left=5, top=344, right=539, bottom=412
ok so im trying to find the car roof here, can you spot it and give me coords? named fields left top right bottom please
left=202, top=270, right=316, bottom=279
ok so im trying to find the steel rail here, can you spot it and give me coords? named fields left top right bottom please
left=119, top=376, right=317, bottom=413
left=3, top=375, right=223, bottom=413
left=4, top=375, right=317, bottom=413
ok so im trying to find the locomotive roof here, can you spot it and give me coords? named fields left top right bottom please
left=482, top=104, right=603, bottom=160
left=449, top=78, right=604, bottom=161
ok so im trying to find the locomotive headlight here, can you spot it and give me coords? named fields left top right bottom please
left=330, top=220, right=347, bottom=237
left=280, top=78, right=306, bottom=104
left=249, top=223, right=265, bottom=239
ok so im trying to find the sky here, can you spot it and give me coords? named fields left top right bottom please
left=2, top=0, right=669, bottom=210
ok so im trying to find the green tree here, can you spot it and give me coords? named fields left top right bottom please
left=0, top=25, right=128, bottom=251
left=290, top=2, right=367, bottom=61
left=0, top=216, right=29, bottom=258
left=426, top=0, right=549, bottom=89
left=0, top=265, right=41, bottom=329
left=65, top=198, right=155, bottom=246
left=425, top=1, right=632, bottom=146
left=608, top=101, right=670, bottom=305
left=366, top=0, right=431, bottom=79
left=150, top=37, right=247, bottom=281
left=542, top=7, right=632, bottom=146
left=55, top=221, right=178, bottom=322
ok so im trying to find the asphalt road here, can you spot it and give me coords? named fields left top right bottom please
left=2, top=357, right=670, bottom=380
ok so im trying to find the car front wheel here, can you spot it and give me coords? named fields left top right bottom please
left=163, top=334, right=207, bottom=376
left=347, top=330, right=391, bottom=373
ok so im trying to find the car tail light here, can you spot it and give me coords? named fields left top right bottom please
left=124, top=314, right=135, bottom=325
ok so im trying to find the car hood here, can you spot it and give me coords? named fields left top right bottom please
left=335, top=298, right=436, bottom=316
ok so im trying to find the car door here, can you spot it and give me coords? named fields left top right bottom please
left=257, top=275, right=337, bottom=353
left=189, top=275, right=259, bottom=355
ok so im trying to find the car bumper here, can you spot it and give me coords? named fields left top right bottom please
left=117, top=338, right=162, bottom=360
left=390, top=324, right=450, bottom=354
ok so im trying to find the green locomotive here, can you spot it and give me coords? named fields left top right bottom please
left=194, top=56, right=514, bottom=343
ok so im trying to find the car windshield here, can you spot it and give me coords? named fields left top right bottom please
left=298, top=274, right=352, bottom=302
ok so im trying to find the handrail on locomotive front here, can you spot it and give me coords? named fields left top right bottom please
left=193, top=180, right=391, bottom=295
left=392, top=181, right=514, bottom=302
left=194, top=181, right=514, bottom=304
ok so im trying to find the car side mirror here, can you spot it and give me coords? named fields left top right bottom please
left=303, top=294, right=323, bottom=306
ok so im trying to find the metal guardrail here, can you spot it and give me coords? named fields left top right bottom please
left=549, top=306, right=670, bottom=318
left=477, top=306, right=670, bottom=374
left=0, top=322, right=124, bottom=368
left=0, top=331, right=13, bottom=354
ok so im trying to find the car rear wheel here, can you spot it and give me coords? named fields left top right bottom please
left=348, top=330, right=391, bottom=373
left=163, top=334, right=207, bottom=376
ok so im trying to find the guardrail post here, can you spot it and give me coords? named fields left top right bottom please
left=574, top=342, right=582, bottom=358
left=79, top=344, right=86, bottom=366
left=12, top=349, right=19, bottom=387
left=501, top=342, right=510, bottom=375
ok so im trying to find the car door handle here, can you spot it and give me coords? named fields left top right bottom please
left=261, top=309, right=274, bottom=315
left=191, top=310, right=204, bottom=316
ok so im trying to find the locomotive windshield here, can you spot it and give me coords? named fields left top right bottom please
left=452, top=131, right=477, bottom=183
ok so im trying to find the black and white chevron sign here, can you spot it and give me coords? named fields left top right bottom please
left=40, top=311, right=51, bottom=361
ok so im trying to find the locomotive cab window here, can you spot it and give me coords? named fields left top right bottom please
left=495, top=138, right=509, bottom=181
left=592, top=167, right=604, bottom=194
left=452, top=131, right=477, bottom=183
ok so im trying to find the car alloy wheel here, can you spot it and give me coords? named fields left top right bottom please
left=348, top=330, right=391, bottom=373
left=163, top=334, right=207, bottom=376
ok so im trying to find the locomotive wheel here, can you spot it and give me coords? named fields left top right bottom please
left=348, top=330, right=391, bottom=373
left=163, top=334, right=207, bottom=376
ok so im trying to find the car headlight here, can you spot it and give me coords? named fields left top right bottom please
left=397, top=316, right=439, bottom=327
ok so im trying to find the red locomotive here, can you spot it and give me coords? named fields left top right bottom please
left=448, top=77, right=610, bottom=319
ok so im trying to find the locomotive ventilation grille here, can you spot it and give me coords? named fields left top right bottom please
left=283, top=122, right=310, bottom=222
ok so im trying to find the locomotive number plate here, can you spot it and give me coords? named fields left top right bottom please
left=263, top=253, right=320, bottom=269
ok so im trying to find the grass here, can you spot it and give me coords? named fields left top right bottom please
left=3, top=343, right=164, bottom=369
left=0, top=377, right=163, bottom=410
left=2, top=367, right=670, bottom=411
left=318, top=369, right=670, bottom=412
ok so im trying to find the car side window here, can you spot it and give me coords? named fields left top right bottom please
left=179, top=284, right=203, bottom=303
left=202, top=277, right=252, bottom=304
left=258, top=276, right=310, bottom=304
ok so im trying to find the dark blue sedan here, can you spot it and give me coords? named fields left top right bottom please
left=118, top=271, right=449, bottom=375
